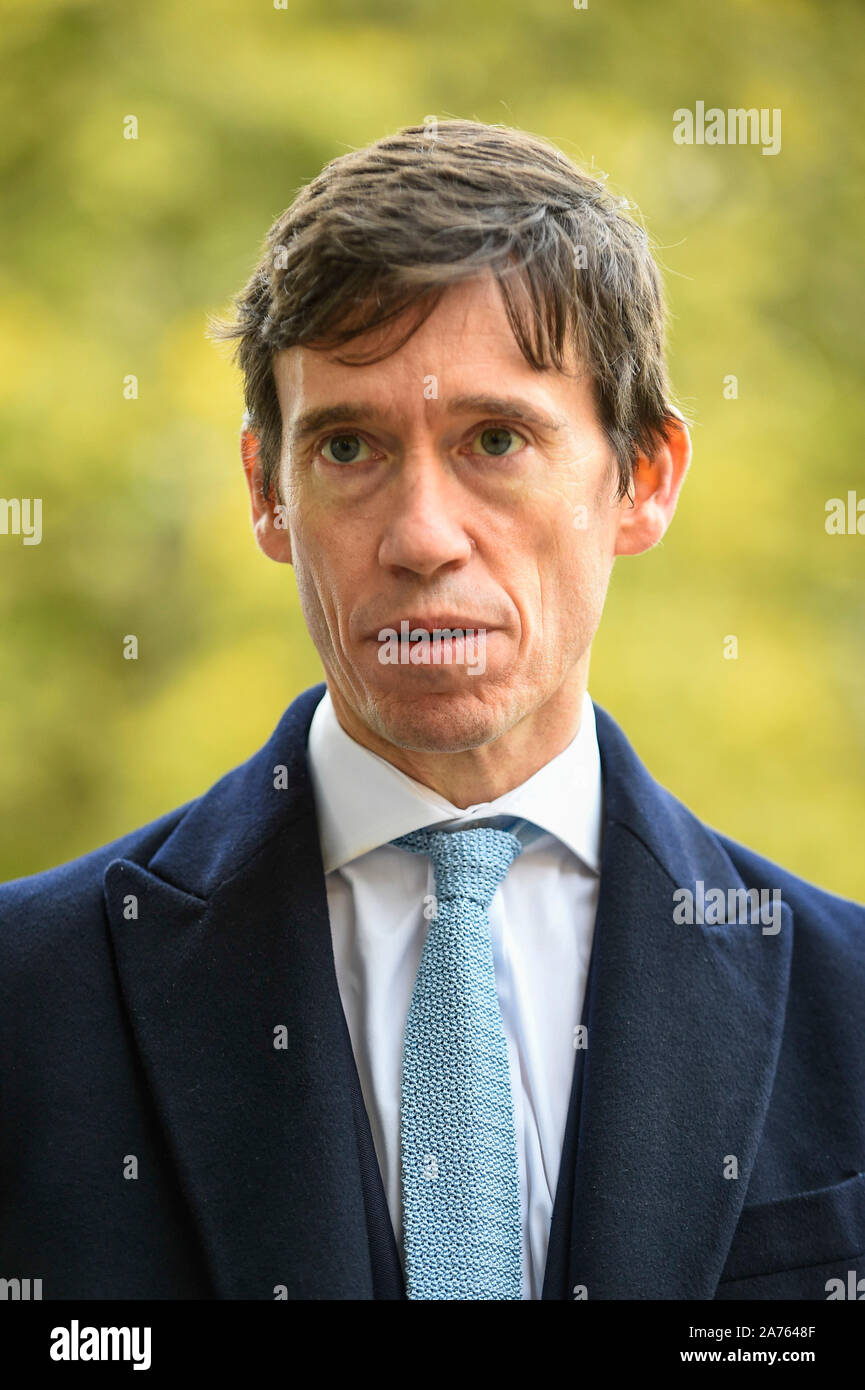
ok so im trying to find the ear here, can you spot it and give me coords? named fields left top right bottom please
left=613, top=415, right=691, bottom=556
left=241, top=426, right=293, bottom=564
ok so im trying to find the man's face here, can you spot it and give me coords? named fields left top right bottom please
left=263, top=273, right=643, bottom=754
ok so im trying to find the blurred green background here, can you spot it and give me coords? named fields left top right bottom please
left=1, top=0, right=863, bottom=897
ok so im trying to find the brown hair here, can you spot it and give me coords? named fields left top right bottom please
left=208, top=119, right=679, bottom=501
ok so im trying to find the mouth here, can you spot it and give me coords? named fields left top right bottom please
left=366, top=616, right=494, bottom=675
left=369, top=616, right=494, bottom=639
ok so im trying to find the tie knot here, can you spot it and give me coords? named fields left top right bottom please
left=391, top=825, right=522, bottom=909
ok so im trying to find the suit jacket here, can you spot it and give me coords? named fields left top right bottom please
left=1, top=682, right=864, bottom=1300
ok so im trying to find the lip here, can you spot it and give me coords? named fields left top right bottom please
left=367, top=616, right=496, bottom=637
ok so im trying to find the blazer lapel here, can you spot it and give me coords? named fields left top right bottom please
left=103, top=682, right=387, bottom=1299
left=548, top=704, right=794, bottom=1299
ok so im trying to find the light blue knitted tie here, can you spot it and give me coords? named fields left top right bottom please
left=391, top=825, right=523, bottom=1300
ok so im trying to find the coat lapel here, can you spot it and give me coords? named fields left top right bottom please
left=548, top=704, right=794, bottom=1299
left=103, top=682, right=389, bottom=1299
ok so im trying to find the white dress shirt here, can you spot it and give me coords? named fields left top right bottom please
left=306, top=688, right=603, bottom=1299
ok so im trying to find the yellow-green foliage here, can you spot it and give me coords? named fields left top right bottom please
left=1, top=0, right=862, bottom=898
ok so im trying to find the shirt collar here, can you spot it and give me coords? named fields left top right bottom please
left=307, top=688, right=603, bottom=876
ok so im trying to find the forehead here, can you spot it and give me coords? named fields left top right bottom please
left=272, top=272, right=589, bottom=432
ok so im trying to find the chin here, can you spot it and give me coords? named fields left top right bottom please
left=361, top=680, right=518, bottom=754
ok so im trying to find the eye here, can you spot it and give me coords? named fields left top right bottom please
left=320, top=433, right=375, bottom=465
left=470, top=425, right=527, bottom=457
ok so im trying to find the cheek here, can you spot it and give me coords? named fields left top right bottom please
left=284, top=513, right=332, bottom=616
left=289, top=515, right=369, bottom=634
left=286, top=489, right=329, bottom=578
left=536, top=516, right=613, bottom=630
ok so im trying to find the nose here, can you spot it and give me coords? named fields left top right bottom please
left=377, top=453, right=474, bottom=578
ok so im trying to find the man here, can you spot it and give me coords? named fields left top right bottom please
left=1, top=120, right=863, bottom=1301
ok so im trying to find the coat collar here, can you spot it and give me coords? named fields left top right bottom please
left=104, top=684, right=792, bottom=1299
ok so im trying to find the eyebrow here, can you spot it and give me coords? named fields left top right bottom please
left=289, top=403, right=377, bottom=444
left=446, top=395, right=567, bottom=432
left=287, top=394, right=567, bottom=444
